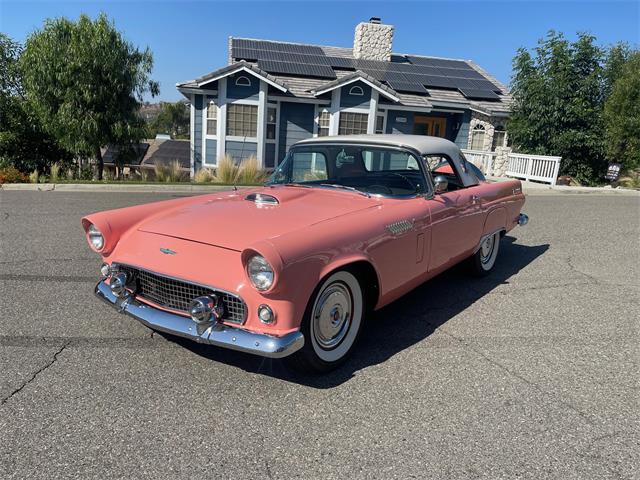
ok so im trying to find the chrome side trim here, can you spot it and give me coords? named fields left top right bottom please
left=95, top=280, right=304, bottom=359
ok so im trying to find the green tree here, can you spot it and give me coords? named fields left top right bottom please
left=20, top=14, right=159, bottom=179
left=509, top=31, right=607, bottom=184
left=148, top=101, right=190, bottom=139
left=604, top=52, right=640, bottom=170
left=0, top=33, right=72, bottom=173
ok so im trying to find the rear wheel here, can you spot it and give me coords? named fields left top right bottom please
left=287, top=270, right=364, bottom=373
left=468, top=231, right=501, bottom=276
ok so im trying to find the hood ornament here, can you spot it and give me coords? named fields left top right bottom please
left=160, top=248, right=177, bottom=255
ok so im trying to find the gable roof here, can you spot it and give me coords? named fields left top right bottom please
left=309, top=70, right=401, bottom=102
left=177, top=60, right=288, bottom=93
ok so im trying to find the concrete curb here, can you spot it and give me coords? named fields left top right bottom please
left=0, top=183, right=246, bottom=193
left=1, top=181, right=638, bottom=196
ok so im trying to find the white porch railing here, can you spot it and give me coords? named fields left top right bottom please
left=461, top=149, right=497, bottom=176
left=506, top=153, right=562, bottom=186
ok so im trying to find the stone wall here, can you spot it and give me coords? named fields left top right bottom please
left=491, top=146, right=512, bottom=177
left=467, top=112, right=509, bottom=152
left=353, top=21, right=394, bottom=62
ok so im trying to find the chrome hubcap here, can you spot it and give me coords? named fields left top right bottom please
left=313, top=283, right=352, bottom=350
left=480, top=235, right=495, bottom=264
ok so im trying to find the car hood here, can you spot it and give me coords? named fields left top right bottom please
left=137, top=186, right=381, bottom=251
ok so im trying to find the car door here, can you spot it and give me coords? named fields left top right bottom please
left=426, top=155, right=484, bottom=272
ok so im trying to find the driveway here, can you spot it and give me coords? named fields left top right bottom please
left=0, top=191, right=638, bottom=479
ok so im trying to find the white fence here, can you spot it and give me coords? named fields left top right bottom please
left=461, top=149, right=497, bottom=176
left=505, top=153, right=562, bottom=186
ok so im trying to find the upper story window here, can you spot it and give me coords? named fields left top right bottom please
left=235, top=75, right=251, bottom=87
left=348, top=85, right=364, bottom=96
left=375, top=113, right=385, bottom=134
left=227, top=104, right=258, bottom=137
left=470, top=124, right=486, bottom=150
left=492, top=125, right=506, bottom=151
left=339, top=112, right=368, bottom=135
left=266, top=106, right=277, bottom=141
left=206, top=101, right=217, bottom=136
left=317, top=109, right=330, bottom=137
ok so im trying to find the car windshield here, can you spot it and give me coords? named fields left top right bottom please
left=267, top=144, right=427, bottom=197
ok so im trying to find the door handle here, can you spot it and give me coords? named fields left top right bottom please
left=472, top=195, right=481, bottom=204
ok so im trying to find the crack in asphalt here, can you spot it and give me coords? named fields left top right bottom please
left=0, top=335, right=166, bottom=349
left=438, top=328, right=598, bottom=427
left=0, top=274, right=97, bottom=282
left=0, top=343, right=68, bottom=407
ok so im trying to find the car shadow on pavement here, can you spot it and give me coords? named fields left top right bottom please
left=168, top=236, right=549, bottom=388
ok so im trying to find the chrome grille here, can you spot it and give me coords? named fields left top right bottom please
left=117, top=265, right=246, bottom=324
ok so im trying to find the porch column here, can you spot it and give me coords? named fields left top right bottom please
left=216, top=78, right=227, bottom=163
left=189, top=94, right=195, bottom=178
left=367, top=91, right=379, bottom=134
left=256, top=80, right=267, bottom=168
left=329, top=88, right=341, bottom=136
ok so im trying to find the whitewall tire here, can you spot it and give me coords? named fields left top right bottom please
left=288, top=270, right=364, bottom=373
left=469, top=231, right=501, bottom=276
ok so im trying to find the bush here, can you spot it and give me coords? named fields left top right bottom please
left=236, top=156, right=268, bottom=185
left=50, top=162, right=61, bottom=182
left=154, top=160, right=186, bottom=182
left=213, top=155, right=238, bottom=184
left=0, top=166, right=28, bottom=183
left=29, top=169, right=39, bottom=183
left=194, top=168, right=214, bottom=183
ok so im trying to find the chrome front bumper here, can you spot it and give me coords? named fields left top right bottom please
left=95, top=280, right=304, bottom=358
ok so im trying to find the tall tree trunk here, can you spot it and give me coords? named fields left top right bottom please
left=95, top=146, right=103, bottom=181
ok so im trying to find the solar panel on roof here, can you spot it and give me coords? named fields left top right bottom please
left=257, top=59, right=336, bottom=79
left=326, top=56, right=357, bottom=69
left=406, top=56, right=471, bottom=69
left=404, top=73, right=454, bottom=89
left=458, top=88, right=501, bottom=100
left=385, top=80, right=428, bottom=94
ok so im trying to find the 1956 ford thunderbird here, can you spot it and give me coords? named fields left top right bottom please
left=83, top=135, right=527, bottom=372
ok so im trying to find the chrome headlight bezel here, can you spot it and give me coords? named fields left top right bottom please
left=246, top=255, right=274, bottom=292
left=87, top=224, right=105, bottom=252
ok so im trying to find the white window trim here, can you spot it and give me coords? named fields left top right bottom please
left=225, top=99, right=259, bottom=140
left=314, top=105, right=330, bottom=138
left=204, top=100, right=218, bottom=139
left=265, top=103, right=278, bottom=144
left=338, top=110, right=370, bottom=136
left=235, top=75, right=252, bottom=87
left=348, top=85, right=364, bottom=96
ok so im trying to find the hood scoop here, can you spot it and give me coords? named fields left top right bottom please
left=245, top=193, right=279, bottom=205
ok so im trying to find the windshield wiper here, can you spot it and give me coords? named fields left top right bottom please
left=319, top=183, right=371, bottom=198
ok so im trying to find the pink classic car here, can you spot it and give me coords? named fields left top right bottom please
left=83, top=135, right=527, bottom=372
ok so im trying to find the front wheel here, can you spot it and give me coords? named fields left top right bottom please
left=287, top=270, right=364, bottom=373
left=468, top=231, right=501, bottom=276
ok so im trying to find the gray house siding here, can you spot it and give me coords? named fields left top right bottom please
left=385, top=110, right=413, bottom=134
left=226, top=73, right=259, bottom=100
left=454, top=110, right=471, bottom=149
left=225, top=140, right=257, bottom=162
left=265, top=143, right=276, bottom=168
left=193, top=94, right=204, bottom=171
left=340, top=81, right=371, bottom=109
left=205, top=139, right=217, bottom=165
left=278, top=102, right=315, bottom=162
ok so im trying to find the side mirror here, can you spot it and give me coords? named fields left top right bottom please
left=433, top=175, right=448, bottom=194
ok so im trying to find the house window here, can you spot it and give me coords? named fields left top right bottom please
left=492, top=125, right=506, bottom=151
left=339, top=112, right=368, bottom=135
left=206, top=101, right=217, bottom=136
left=470, top=124, right=486, bottom=150
left=235, top=76, right=251, bottom=87
left=317, top=109, right=330, bottom=137
left=226, top=104, right=258, bottom=137
left=375, top=114, right=385, bottom=134
left=348, top=85, right=364, bottom=96
left=266, top=106, right=277, bottom=141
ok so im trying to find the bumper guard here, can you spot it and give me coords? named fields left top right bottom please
left=95, top=280, right=304, bottom=358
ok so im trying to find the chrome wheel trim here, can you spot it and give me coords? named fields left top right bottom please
left=312, top=283, right=352, bottom=350
left=479, top=232, right=500, bottom=270
left=309, top=271, right=363, bottom=363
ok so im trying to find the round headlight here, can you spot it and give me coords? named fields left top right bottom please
left=246, top=255, right=274, bottom=291
left=88, top=224, right=104, bottom=251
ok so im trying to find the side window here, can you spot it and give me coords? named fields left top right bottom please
left=291, top=151, right=328, bottom=182
left=425, top=155, right=462, bottom=190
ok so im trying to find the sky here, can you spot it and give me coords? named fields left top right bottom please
left=1, top=0, right=638, bottom=101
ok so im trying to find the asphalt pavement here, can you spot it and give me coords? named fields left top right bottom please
left=0, top=190, right=638, bottom=479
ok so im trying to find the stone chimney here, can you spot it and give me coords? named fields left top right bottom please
left=353, top=17, right=394, bottom=62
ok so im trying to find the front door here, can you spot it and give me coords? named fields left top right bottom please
left=413, top=115, right=447, bottom=137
